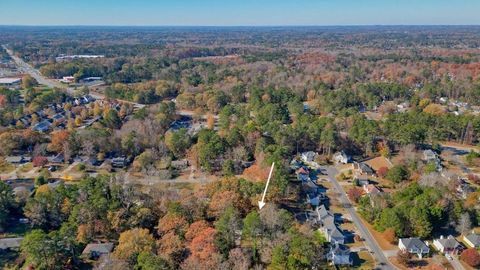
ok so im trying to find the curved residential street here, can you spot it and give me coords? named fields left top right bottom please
left=321, top=165, right=399, bottom=270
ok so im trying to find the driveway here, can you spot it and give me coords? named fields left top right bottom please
left=320, top=165, right=398, bottom=270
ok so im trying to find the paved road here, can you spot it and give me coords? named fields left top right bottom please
left=450, top=255, right=466, bottom=270
left=321, top=165, right=398, bottom=270
left=3, top=45, right=145, bottom=108
left=3, top=45, right=64, bottom=89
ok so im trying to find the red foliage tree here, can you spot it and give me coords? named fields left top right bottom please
left=182, top=227, right=221, bottom=270
left=467, top=174, right=480, bottom=185
left=32, top=156, right=48, bottom=167
left=377, top=167, right=389, bottom=178
left=347, top=187, right=363, bottom=203
left=461, top=248, right=480, bottom=268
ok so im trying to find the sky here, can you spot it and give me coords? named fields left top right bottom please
left=0, top=0, right=479, bottom=26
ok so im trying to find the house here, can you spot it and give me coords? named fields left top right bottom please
left=463, top=233, right=480, bottom=248
left=354, top=175, right=370, bottom=186
left=0, top=77, right=22, bottom=87
left=61, top=76, right=75, bottom=83
left=112, top=157, right=128, bottom=168
left=423, top=150, right=438, bottom=162
left=297, top=167, right=310, bottom=182
left=32, top=120, right=51, bottom=132
left=82, top=242, right=114, bottom=259
left=171, top=159, right=189, bottom=170
left=290, top=159, right=303, bottom=170
left=316, top=205, right=346, bottom=244
left=433, top=235, right=463, bottom=255
left=327, top=243, right=352, bottom=266
left=0, top=238, right=23, bottom=250
left=5, top=156, right=28, bottom=164
left=363, top=184, right=381, bottom=195
left=354, top=162, right=375, bottom=176
left=333, top=151, right=351, bottom=164
left=48, top=153, right=65, bottom=164
left=398, top=238, right=430, bottom=258
left=306, top=192, right=326, bottom=207
left=455, top=178, right=475, bottom=199
left=301, top=151, right=317, bottom=163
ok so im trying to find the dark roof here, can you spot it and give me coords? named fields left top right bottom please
left=400, top=238, right=429, bottom=251
left=465, top=234, right=480, bottom=246
left=82, top=243, right=114, bottom=255
left=435, top=235, right=461, bottom=249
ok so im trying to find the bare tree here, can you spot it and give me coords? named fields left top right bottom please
left=456, top=213, right=472, bottom=235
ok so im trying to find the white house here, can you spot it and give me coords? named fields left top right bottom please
left=333, top=151, right=351, bottom=164
left=433, top=235, right=462, bottom=255
left=301, top=151, right=317, bottom=163
left=464, top=233, right=480, bottom=248
left=0, top=77, right=22, bottom=87
left=398, top=238, right=430, bottom=258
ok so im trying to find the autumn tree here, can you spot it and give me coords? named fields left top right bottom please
left=182, top=227, right=221, bottom=270
left=113, top=228, right=155, bottom=262
left=49, top=130, right=70, bottom=153
left=397, top=250, right=412, bottom=267
left=461, top=248, right=480, bottom=268
left=156, top=231, right=186, bottom=267
left=158, top=212, right=189, bottom=236
left=347, top=187, right=363, bottom=203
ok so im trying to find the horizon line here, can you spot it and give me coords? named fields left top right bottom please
left=1, top=24, right=480, bottom=28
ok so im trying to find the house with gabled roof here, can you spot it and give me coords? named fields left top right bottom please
left=327, top=243, right=352, bottom=266
left=333, top=151, right=351, bottom=164
left=433, top=235, right=463, bottom=255
left=316, top=205, right=346, bottom=244
left=82, top=242, right=114, bottom=259
left=464, top=233, right=480, bottom=248
left=398, top=238, right=430, bottom=258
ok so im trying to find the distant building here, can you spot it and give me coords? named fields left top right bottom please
left=112, top=157, right=128, bottom=168
left=301, top=151, right=317, bottom=163
left=82, top=242, right=114, bottom=260
left=316, top=205, right=345, bottom=244
left=171, top=159, right=189, bottom=170
left=398, top=238, right=430, bottom=258
left=327, top=243, right=352, bottom=266
left=32, top=120, right=51, bottom=132
left=354, top=162, right=375, bottom=176
left=296, top=167, right=310, bottom=182
left=5, top=156, right=29, bottom=164
left=61, top=76, right=75, bottom=83
left=0, top=77, right=21, bottom=87
left=363, top=184, right=381, bottom=195
left=333, top=151, right=351, bottom=164
left=464, top=233, right=480, bottom=248
left=433, top=235, right=462, bottom=255
left=423, top=150, right=438, bottom=162
left=0, top=238, right=23, bottom=251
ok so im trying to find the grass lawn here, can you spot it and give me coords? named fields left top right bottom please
left=350, top=250, right=376, bottom=269
left=18, top=163, right=33, bottom=173
left=0, top=163, right=15, bottom=174
left=358, top=216, right=397, bottom=250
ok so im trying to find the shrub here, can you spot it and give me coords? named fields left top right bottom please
left=461, top=248, right=480, bottom=267
left=347, top=187, right=363, bottom=203
left=377, top=166, right=389, bottom=178
left=386, top=165, right=410, bottom=183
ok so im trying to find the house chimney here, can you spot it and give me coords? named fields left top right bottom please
left=440, top=235, right=444, bottom=239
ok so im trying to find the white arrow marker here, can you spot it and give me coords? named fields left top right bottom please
left=258, top=162, right=275, bottom=210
